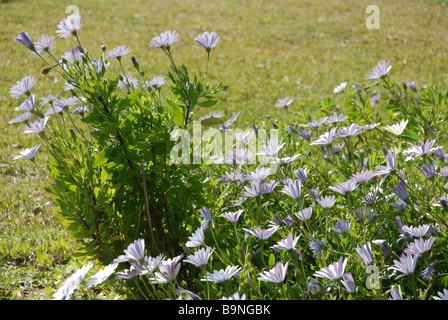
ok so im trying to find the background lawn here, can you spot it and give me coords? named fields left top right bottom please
left=1, top=0, right=447, bottom=299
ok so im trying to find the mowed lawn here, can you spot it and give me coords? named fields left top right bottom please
left=0, top=0, right=447, bottom=299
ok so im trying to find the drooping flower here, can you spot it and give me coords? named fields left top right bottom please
left=56, top=14, right=82, bottom=38
left=271, top=233, right=301, bottom=251
left=333, top=81, right=347, bottom=93
left=403, top=224, right=431, bottom=238
left=185, top=224, right=206, bottom=248
left=403, top=140, right=436, bottom=161
left=309, top=237, right=326, bottom=260
left=113, top=238, right=145, bottom=263
left=370, top=93, right=381, bottom=106
left=420, top=164, right=436, bottom=179
left=194, top=32, right=221, bottom=51
left=362, top=186, right=379, bottom=205
left=13, top=144, right=41, bottom=161
left=314, top=257, right=347, bottom=280
left=431, top=146, right=446, bottom=160
left=184, top=247, right=214, bottom=267
left=86, top=263, right=118, bottom=288
left=280, top=179, right=302, bottom=199
left=257, top=261, right=289, bottom=284
left=9, top=112, right=32, bottom=125
left=200, top=206, right=213, bottom=228
left=297, top=128, right=311, bottom=140
left=349, top=169, right=376, bottom=183
left=406, top=81, right=417, bottom=91
left=275, top=96, right=295, bottom=108
left=295, top=207, right=313, bottom=221
left=150, top=255, right=183, bottom=284
left=404, top=236, right=435, bottom=255
left=388, top=253, right=418, bottom=279
left=201, top=265, right=241, bottom=283
left=243, top=226, right=279, bottom=241
left=328, top=180, right=358, bottom=195
left=389, top=285, right=403, bottom=300
left=53, top=262, right=93, bottom=300
left=293, top=168, right=309, bottom=183
left=16, top=94, right=36, bottom=111
left=434, top=288, right=448, bottom=300
left=22, top=116, right=49, bottom=134
left=105, top=44, right=131, bottom=60
left=34, top=35, right=55, bottom=54
left=14, top=32, right=36, bottom=52
left=355, top=242, right=374, bottom=266
left=241, top=179, right=263, bottom=198
left=331, top=219, right=351, bottom=235
left=220, top=209, right=243, bottom=223
left=393, top=181, right=409, bottom=202
left=341, top=272, right=356, bottom=294
left=149, top=31, right=180, bottom=49
left=309, top=128, right=339, bottom=146
left=365, top=60, right=392, bottom=79
left=9, top=75, right=37, bottom=99
left=383, top=119, right=408, bottom=136
left=375, top=150, right=397, bottom=176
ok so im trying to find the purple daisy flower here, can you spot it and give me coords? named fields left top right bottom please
left=194, top=31, right=221, bottom=51
left=365, top=60, right=392, bottom=79
left=257, top=261, right=289, bottom=284
left=243, top=226, right=279, bottom=241
left=314, top=256, right=347, bottom=280
left=56, top=14, right=82, bottom=38
left=275, top=97, right=295, bottom=108
left=349, top=169, right=376, bottom=184
left=149, top=31, right=180, bottom=49
left=34, top=35, right=55, bottom=54
left=388, top=253, right=418, bottom=280
left=14, top=32, right=36, bottom=52
left=9, top=75, right=37, bottom=99
left=13, top=143, right=41, bottom=161
left=105, top=44, right=131, bottom=60
left=280, top=179, right=302, bottom=199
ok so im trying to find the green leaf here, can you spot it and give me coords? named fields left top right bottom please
left=268, top=253, right=275, bottom=267
left=200, top=116, right=224, bottom=126
left=94, top=149, right=108, bottom=166
left=198, top=99, right=218, bottom=108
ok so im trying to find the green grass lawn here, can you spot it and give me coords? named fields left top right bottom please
left=1, top=0, right=448, bottom=299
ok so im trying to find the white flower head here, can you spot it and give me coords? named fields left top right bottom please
left=56, top=14, right=82, bottom=38
left=333, top=81, right=347, bottom=93
left=194, top=31, right=221, bottom=51
left=9, top=76, right=37, bottom=99
left=383, top=119, right=408, bottom=136
left=149, top=31, right=180, bottom=49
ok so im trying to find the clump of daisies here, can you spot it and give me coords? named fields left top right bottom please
left=9, top=15, right=448, bottom=301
